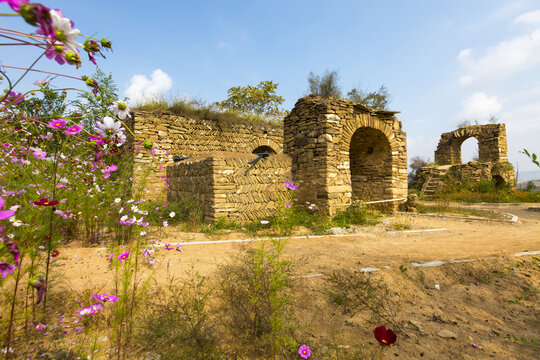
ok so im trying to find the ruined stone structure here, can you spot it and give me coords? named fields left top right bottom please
left=434, top=124, right=509, bottom=165
left=418, top=124, right=515, bottom=197
left=131, top=110, right=283, bottom=199
left=284, top=96, right=408, bottom=214
left=167, top=152, right=291, bottom=222
left=132, top=96, right=409, bottom=221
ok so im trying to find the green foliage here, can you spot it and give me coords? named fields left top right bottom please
left=215, top=81, right=288, bottom=120
left=136, top=270, right=223, bottom=359
left=306, top=69, right=342, bottom=98
left=142, top=199, right=203, bottom=229
left=347, top=84, right=392, bottom=109
left=330, top=202, right=380, bottom=228
left=72, top=68, right=119, bottom=129
left=522, top=148, right=539, bottom=167
left=217, top=243, right=296, bottom=357
left=16, top=84, right=68, bottom=119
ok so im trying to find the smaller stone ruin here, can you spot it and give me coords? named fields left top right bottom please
left=417, top=124, right=515, bottom=197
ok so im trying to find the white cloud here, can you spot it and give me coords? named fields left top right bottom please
left=458, top=92, right=502, bottom=121
left=514, top=9, right=540, bottom=25
left=124, top=69, right=173, bottom=105
left=457, top=28, right=540, bottom=86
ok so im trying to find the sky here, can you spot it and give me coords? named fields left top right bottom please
left=2, top=0, right=540, bottom=175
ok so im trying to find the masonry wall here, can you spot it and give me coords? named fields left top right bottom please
left=131, top=111, right=284, bottom=199
left=284, top=96, right=408, bottom=214
left=167, top=152, right=292, bottom=222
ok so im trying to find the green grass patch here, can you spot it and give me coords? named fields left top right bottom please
left=429, top=178, right=540, bottom=203
left=136, top=98, right=283, bottom=127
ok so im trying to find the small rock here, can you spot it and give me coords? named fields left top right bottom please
left=437, top=329, right=457, bottom=339
left=143, top=352, right=161, bottom=360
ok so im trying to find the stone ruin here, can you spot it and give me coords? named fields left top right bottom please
left=417, top=124, right=515, bottom=197
left=130, top=95, right=409, bottom=222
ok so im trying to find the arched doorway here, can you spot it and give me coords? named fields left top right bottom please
left=349, top=127, right=392, bottom=201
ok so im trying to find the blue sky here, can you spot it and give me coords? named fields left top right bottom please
left=2, top=0, right=540, bottom=174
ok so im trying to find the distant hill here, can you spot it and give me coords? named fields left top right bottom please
left=517, top=170, right=540, bottom=182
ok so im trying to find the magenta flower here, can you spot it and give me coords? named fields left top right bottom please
left=45, top=42, right=67, bottom=65
left=35, top=323, right=47, bottom=331
left=117, top=251, right=130, bottom=262
left=298, top=344, right=311, bottom=359
left=33, top=198, right=59, bottom=206
left=284, top=180, right=298, bottom=191
left=285, top=204, right=291, bottom=209
left=0, top=197, right=16, bottom=220
left=0, top=262, right=16, bottom=279
left=47, top=118, right=67, bottom=129
left=19, top=3, right=55, bottom=39
left=175, top=244, right=182, bottom=252
left=164, top=243, right=173, bottom=250
left=93, top=293, right=118, bottom=302
left=64, top=123, right=82, bottom=135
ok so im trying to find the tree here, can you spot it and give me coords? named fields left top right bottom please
left=215, top=80, right=287, bottom=120
left=408, top=156, right=431, bottom=183
left=72, top=67, right=119, bottom=128
left=347, top=85, right=392, bottom=110
left=306, top=69, right=342, bottom=98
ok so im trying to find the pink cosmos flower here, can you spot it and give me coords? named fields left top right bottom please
left=93, top=293, right=118, bottom=302
left=90, top=302, right=104, bottom=315
left=33, top=149, right=47, bottom=160
left=284, top=180, right=298, bottom=191
left=35, top=324, right=47, bottom=331
left=47, top=118, right=67, bottom=129
left=0, top=197, right=16, bottom=220
left=64, top=123, right=82, bottom=135
left=164, top=243, right=173, bottom=250
left=33, top=77, right=52, bottom=86
left=1, top=91, right=25, bottom=106
left=175, top=244, right=182, bottom=252
left=77, top=306, right=92, bottom=317
left=117, top=251, right=130, bottom=262
left=298, top=344, right=311, bottom=359
left=3, top=239, right=20, bottom=264
left=0, top=262, right=16, bottom=278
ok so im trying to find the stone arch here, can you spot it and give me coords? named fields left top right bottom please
left=454, top=134, right=480, bottom=163
left=435, top=124, right=508, bottom=165
left=348, top=127, right=392, bottom=201
left=247, top=138, right=282, bottom=155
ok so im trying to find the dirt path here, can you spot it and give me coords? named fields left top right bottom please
left=47, top=204, right=540, bottom=359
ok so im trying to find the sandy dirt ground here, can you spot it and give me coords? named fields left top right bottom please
left=49, top=203, right=540, bottom=359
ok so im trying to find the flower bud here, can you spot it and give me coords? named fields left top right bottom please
left=100, top=38, right=113, bottom=50
left=65, top=51, right=82, bottom=68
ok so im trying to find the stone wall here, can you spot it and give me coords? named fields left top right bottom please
left=284, top=96, right=408, bottom=214
left=167, top=152, right=292, bottom=222
left=131, top=110, right=283, bottom=199
left=435, top=124, right=509, bottom=165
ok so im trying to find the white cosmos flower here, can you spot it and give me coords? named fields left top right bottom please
left=50, top=10, right=83, bottom=54
left=94, top=116, right=125, bottom=141
left=114, top=198, right=121, bottom=203
left=260, top=220, right=269, bottom=225
left=111, top=101, right=131, bottom=120
left=169, top=212, right=175, bottom=218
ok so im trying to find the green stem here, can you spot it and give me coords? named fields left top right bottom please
left=5, top=255, right=24, bottom=360
left=379, top=346, right=384, bottom=360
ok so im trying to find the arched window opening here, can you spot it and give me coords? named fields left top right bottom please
left=460, top=137, right=479, bottom=163
left=252, top=145, right=276, bottom=155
